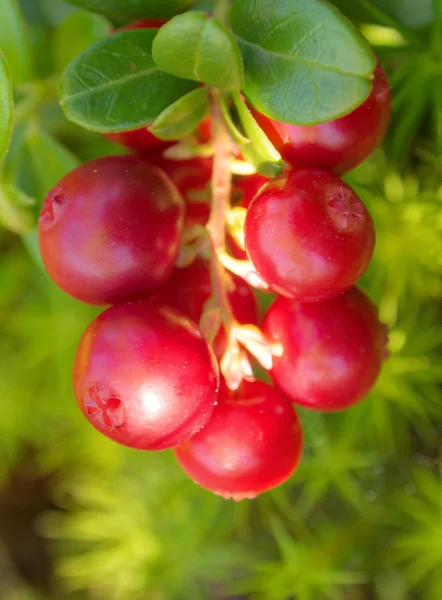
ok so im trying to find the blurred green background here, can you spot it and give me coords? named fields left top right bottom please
left=0, top=1, right=441, bottom=599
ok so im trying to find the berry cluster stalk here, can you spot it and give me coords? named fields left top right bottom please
left=206, top=87, right=235, bottom=331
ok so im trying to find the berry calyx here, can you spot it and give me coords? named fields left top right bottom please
left=38, top=155, right=184, bottom=305
left=244, top=169, right=375, bottom=302
left=175, top=380, right=303, bottom=499
left=251, top=63, right=391, bottom=175
left=74, top=301, right=219, bottom=450
left=262, top=287, right=388, bottom=411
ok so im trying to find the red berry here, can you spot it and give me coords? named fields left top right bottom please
left=39, top=156, right=184, bottom=305
left=103, top=128, right=167, bottom=152
left=103, top=19, right=169, bottom=151
left=263, top=287, right=388, bottom=411
left=144, top=155, right=212, bottom=227
left=252, top=63, right=390, bottom=175
left=117, top=19, right=167, bottom=30
left=74, top=301, right=219, bottom=450
left=154, top=258, right=258, bottom=357
left=233, top=173, right=269, bottom=209
left=244, top=169, right=375, bottom=302
left=175, top=380, right=303, bottom=499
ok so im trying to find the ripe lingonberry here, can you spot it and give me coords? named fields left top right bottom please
left=263, top=287, right=388, bottom=411
left=232, top=172, right=269, bottom=209
left=74, top=301, right=219, bottom=450
left=175, top=380, right=303, bottom=499
left=252, top=63, right=390, bottom=175
left=143, top=155, right=212, bottom=226
left=39, top=156, right=184, bottom=305
left=244, top=169, right=375, bottom=302
left=154, top=258, right=258, bottom=357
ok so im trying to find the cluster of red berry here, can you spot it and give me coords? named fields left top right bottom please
left=38, top=19, right=391, bottom=500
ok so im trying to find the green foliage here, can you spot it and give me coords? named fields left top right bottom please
left=58, top=29, right=198, bottom=131
left=54, top=10, right=111, bottom=71
left=0, top=183, right=35, bottom=234
left=0, top=51, right=13, bottom=161
left=152, top=13, right=244, bottom=91
left=230, top=0, right=375, bottom=124
left=0, top=0, right=32, bottom=84
left=63, top=0, right=196, bottom=20
left=150, top=87, right=209, bottom=140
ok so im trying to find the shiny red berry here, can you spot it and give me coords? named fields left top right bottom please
left=154, top=258, right=258, bottom=357
left=263, top=287, right=388, bottom=411
left=144, top=155, right=212, bottom=227
left=244, top=169, right=375, bottom=302
left=74, top=301, right=219, bottom=450
left=175, top=380, right=303, bottom=499
left=252, top=63, right=390, bottom=175
left=39, top=156, right=184, bottom=305
left=233, top=172, right=269, bottom=209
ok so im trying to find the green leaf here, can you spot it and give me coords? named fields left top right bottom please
left=231, top=92, right=283, bottom=177
left=54, top=11, right=111, bottom=72
left=0, top=51, right=13, bottom=161
left=188, top=0, right=214, bottom=10
left=62, top=0, right=195, bottom=20
left=58, top=29, right=198, bottom=132
left=152, top=13, right=244, bottom=91
left=0, top=0, right=32, bottom=84
left=230, top=0, right=376, bottom=125
left=0, top=183, right=35, bottom=234
left=150, top=87, right=208, bottom=141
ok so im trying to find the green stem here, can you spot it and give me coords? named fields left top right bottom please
left=214, top=0, right=232, bottom=24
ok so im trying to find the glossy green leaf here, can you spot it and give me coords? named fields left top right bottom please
left=58, top=29, right=198, bottom=132
left=0, top=183, right=36, bottom=234
left=0, top=0, right=32, bottom=84
left=63, top=0, right=194, bottom=20
left=231, top=92, right=283, bottom=177
left=0, top=51, right=13, bottom=161
left=230, top=0, right=376, bottom=125
left=150, top=87, right=208, bottom=141
left=152, top=13, right=244, bottom=91
left=188, top=0, right=214, bottom=10
left=54, top=11, right=111, bottom=72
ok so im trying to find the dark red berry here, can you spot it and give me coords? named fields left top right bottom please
left=233, top=173, right=269, bottom=209
left=144, top=155, right=212, bottom=227
left=39, top=155, right=184, bottom=305
left=263, top=287, right=388, bottom=411
left=74, top=301, right=219, bottom=450
left=154, top=258, right=258, bottom=357
left=244, top=169, right=375, bottom=302
left=252, top=63, right=390, bottom=175
left=117, top=19, right=167, bottom=30
left=175, top=380, right=303, bottom=499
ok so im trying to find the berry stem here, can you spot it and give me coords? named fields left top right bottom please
left=206, top=87, right=234, bottom=326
